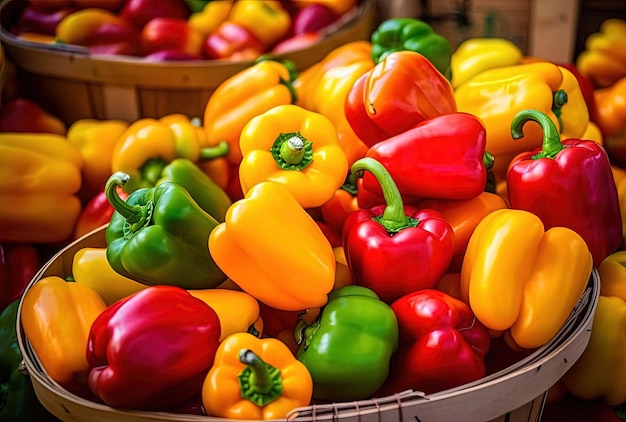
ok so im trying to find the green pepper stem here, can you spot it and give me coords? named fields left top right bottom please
left=105, top=172, right=151, bottom=230
left=198, top=141, right=229, bottom=161
left=271, top=132, right=313, bottom=170
left=280, top=134, right=306, bottom=164
left=552, top=89, right=568, bottom=132
left=511, top=109, right=564, bottom=160
left=237, top=349, right=283, bottom=407
left=351, top=157, right=418, bottom=233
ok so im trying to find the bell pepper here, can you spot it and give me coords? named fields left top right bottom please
left=202, top=333, right=311, bottom=420
left=506, top=109, right=622, bottom=267
left=55, top=8, right=140, bottom=55
left=0, top=97, right=66, bottom=135
left=188, top=289, right=262, bottom=341
left=460, top=208, right=593, bottom=349
left=139, top=17, right=204, bottom=57
left=593, top=76, right=626, bottom=165
left=203, top=21, right=264, bottom=60
left=0, top=133, right=82, bottom=244
left=72, top=247, right=147, bottom=306
left=188, top=0, right=232, bottom=38
left=87, top=285, right=221, bottom=410
left=294, top=285, right=398, bottom=401
left=576, top=18, right=626, bottom=88
left=377, top=289, right=491, bottom=396
left=20, top=276, right=107, bottom=396
left=209, top=181, right=336, bottom=311
left=558, top=62, right=597, bottom=119
left=73, top=189, right=128, bottom=239
left=319, top=174, right=360, bottom=235
left=292, top=0, right=357, bottom=15
left=228, top=1, right=291, bottom=49
left=203, top=58, right=296, bottom=164
left=345, top=50, right=457, bottom=147
left=450, top=37, right=523, bottom=88
left=119, top=0, right=190, bottom=29
left=238, top=104, right=349, bottom=209
left=370, top=18, right=453, bottom=80
left=557, top=65, right=592, bottom=141
left=105, top=172, right=227, bottom=289
left=292, top=3, right=339, bottom=35
left=361, top=112, right=487, bottom=201
left=0, top=244, right=40, bottom=313
left=67, top=118, right=128, bottom=196
left=0, top=300, right=58, bottom=422
left=455, top=62, right=589, bottom=179
left=12, top=3, right=76, bottom=36
left=343, top=158, right=455, bottom=304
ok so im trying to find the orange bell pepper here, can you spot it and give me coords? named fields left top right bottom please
left=20, top=276, right=107, bottom=395
left=593, top=76, right=626, bottom=164
left=202, top=332, right=313, bottom=420
left=576, top=18, right=626, bottom=88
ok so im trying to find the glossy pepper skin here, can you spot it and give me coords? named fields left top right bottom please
left=203, top=21, right=265, bottom=60
left=507, top=109, right=622, bottom=267
left=105, top=172, right=227, bottom=289
left=228, top=1, right=291, bottom=49
left=343, top=158, right=454, bottom=304
left=460, top=209, right=593, bottom=349
left=209, top=181, right=336, bottom=311
left=188, top=0, right=231, bottom=38
left=0, top=133, right=82, bottom=244
left=202, top=332, right=313, bottom=419
left=87, top=285, right=221, bottom=411
left=0, top=244, right=40, bottom=313
left=0, top=300, right=57, bottom=422
left=21, top=276, right=107, bottom=396
left=203, top=59, right=296, bottom=164
left=139, top=17, right=204, bottom=58
left=370, top=18, right=453, bottom=80
left=361, top=112, right=487, bottom=201
left=594, top=76, right=626, bottom=165
left=239, top=104, right=349, bottom=209
left=73, top=188, right=129, bottom=239
left=345, top=50, right=457, bottom=147
left=295, top=285, right=398, bottom=402
left=576, top=18, right=626, bottom=88
left=377, top=289, right=491, bottom=396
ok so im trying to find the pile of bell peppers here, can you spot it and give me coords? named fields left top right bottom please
left=6, top=15, right=626, bottom=421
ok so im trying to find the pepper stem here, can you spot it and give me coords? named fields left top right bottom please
left=551, top=89, right=568, bottom=133
left=351, top=157, right=418, bottom=233
left=105, top=172, right=153, bottom=234
left=511, top=109, right=564, bottom=160
left=198, top=141, right=229, bottom=161
left=270, top=132, right=313, bottom=170
left=237, top=349, right=283, bottom=407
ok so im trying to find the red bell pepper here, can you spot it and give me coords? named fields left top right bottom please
left=0, top=244, right=40, bottom=313
left=203, top=21, right=265, bottom=61
left=342, top=157, right=454, bottom=304
left=0, top=98, right=67, bottom=135
left=119, top=0, right=191, bottom=29
left=139, top=17, right=204, bottom=57
left=86, top=285, right=221, bottom=411
left=12, top=3, right=76, bottom=36
left=292, top=3, right=339, bottom=35
left=376, top=289, right=490, bottom=396
left=361, top=112, right=487, bottom=200
left=507, top=109, right=622, bottom=267
left=344, top=50, right=457, bottom=147
left=73, top=189, right=128, bottom=239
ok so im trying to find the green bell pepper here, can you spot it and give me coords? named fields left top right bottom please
left=157, top=158, right=232, bottom=222
left=0, top=300, right=58, bottom=422
left=294, top=285, right=398, bottom=402
left=105, top=171, right=227, bottom=289
left=371, top=17, right=453, bottom=80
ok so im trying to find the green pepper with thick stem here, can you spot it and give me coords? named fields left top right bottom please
left=294, top=285, right=398, bottom=402
left=370, top=17, right=453, bottom=80
left=105, top=172, right=227, bottom=289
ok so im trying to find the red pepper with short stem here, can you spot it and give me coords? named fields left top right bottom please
left=506, top=109, right=622, bottom=267
left=376, top=289, right=490, bottom=396
left=342, top=157, right=455, bottom=304
left=0, top=243, right=40, bottom=313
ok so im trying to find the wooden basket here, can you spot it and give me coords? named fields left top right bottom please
left=16, top=226, right=600, bottom=422
left=0, top=0, right=378, bottom=125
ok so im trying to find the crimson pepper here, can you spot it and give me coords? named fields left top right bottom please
left=292, top=3, right=339, bottom=35
left=12, top=3, right=76, bottom=36
left=86, top=285, right=221, bottom=411
left=507, top=109, right=622, bottom=267
left=361, top=112, right=487, bottom=200
left=0, top=98, right=66, bottom=135
left=139, top=17, right=203, bottom=58
left=342, top=158, right=454, bottom=304
left=203, top=21, right=265, bottom=61
left=0, top=244, right=40, bottom=313
left=376, top=289, right=490, bottom=396
left=344, top=50, right=457, bottom=147
left=73, top=189, right=128, bottom=239
left=119, top=0, right=191, bottom=29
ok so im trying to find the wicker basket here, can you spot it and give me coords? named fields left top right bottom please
left=16, top=226, right=600, bottom=422
left=0, top=0, right=378, bottom=125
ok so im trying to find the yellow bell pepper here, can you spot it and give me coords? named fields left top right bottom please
left=460, top=209, right=593, bottom=349
left=228, top=1, right=291, bottom=49
left=20, top=276, right=107, bottom=395
left=72, top=247, right=147, bottom=306
left=576, top=18, right=626, bottom=88
left=66, top=119, right=128, bottom=194
left=561, top=251, right=626, bottom=405
left=0, top=133, right=82, bottom=243
left=188, top=0, right=233, bottom=38
left=557, top=65, right=591, bottom=140
left=203, top=59, right=296, bottom=165
left=450, top=37, right=523, bottom=88
left=188, top=289, right=262, bottom=341
left=202, top=332, right=313, bottom=420
left=208, top=181, right=336, bottom=311
left=239, top=104, right=349, bottom=209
